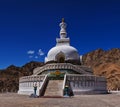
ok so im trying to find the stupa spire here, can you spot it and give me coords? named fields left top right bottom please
left=62, top=18, right=64, bottom=22
left=59, top=18, right=67, bottom=38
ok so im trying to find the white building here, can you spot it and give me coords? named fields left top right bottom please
left=18, top=19, right=107, bottom=96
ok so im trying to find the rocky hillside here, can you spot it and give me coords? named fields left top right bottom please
left=82, top=48, right=120, bottom=90
left=0, top=61, right=44, bottom=92
left=0, top=48, right=120, bottom=92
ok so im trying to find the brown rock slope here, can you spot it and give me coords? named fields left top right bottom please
left=82, top=48, right=120, bottom=90
left=0, top=48, right=120, bottom=92
left=0, top=61, right=44, bottom=92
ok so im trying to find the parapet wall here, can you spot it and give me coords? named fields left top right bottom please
left=18, top=75, right=45, bottom=95
left=18, top=74, right=107, bottom=96
left=33, top=63, right=93, bottom=75
left=66, top=74, right=107, bottom=94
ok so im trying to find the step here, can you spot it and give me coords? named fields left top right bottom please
left=44, top=80, right=63, bottom=96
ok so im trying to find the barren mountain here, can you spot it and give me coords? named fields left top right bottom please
left=82, top=48, right=120, bottom=90
left=0, top=61, right=44, bottom=92
left=0, top=48, right=120, bottom=92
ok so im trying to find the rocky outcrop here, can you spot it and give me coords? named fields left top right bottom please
left=82, top=48, right=120, bottom=90
left=1, top=48, right=120, bottom=92
left=0, top=61, right=44, bottom=92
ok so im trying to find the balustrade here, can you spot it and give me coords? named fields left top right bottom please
left=33, top=63, right=92, bottom=75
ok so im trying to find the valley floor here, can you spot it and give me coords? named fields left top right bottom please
left=0, top=93, right=120, bottom=107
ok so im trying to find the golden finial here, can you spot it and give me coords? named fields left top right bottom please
left=62, top=18, right=64, bottom=22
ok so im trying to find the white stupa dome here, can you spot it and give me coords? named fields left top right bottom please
left=45, top=45, right=80, bottom=63
left=45, top=18, right=80, bottom=64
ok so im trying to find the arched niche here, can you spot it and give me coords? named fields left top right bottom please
left=55, top=51, right=65, bottom=63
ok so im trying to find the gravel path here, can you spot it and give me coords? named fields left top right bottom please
left=0, top=93, right=120, bottom=107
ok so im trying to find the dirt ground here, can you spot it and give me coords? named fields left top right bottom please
left=0, top=93, right=120, bottom=107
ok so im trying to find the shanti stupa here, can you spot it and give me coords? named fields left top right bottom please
left=18, top=19, right=107, bottom=96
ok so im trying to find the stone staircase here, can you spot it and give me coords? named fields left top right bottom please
left=44, top=80, right=63, bottom=96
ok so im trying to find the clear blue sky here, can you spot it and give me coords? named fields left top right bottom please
left=0, top=0, right=120, bottom=69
